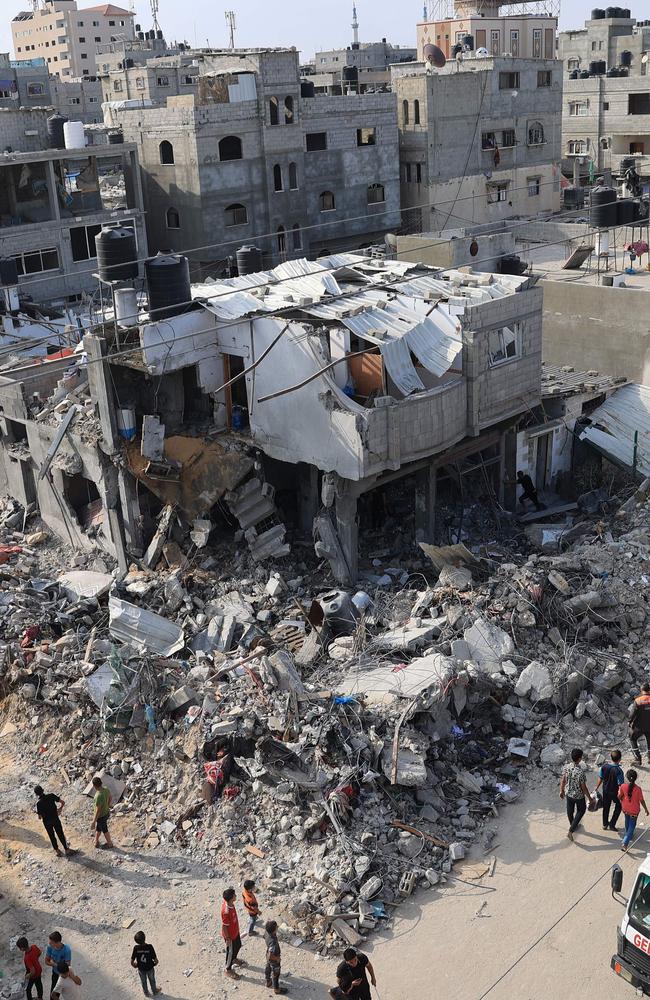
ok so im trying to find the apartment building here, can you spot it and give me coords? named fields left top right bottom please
left=418, top=0, right=557, bottom=60
left=559, top=11, right=650, bottom=186
left=393, top=54, right=562, bottom=232
left=0, top=54, right=51, bottom=109
left=102, top=47, right=401, bottom=273
left=12, top=0, right=134, bottom=78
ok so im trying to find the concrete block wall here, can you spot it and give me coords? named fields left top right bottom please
left=0, top=108, right=52, bottom=152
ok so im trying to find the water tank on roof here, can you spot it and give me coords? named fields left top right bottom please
left=621, top=6, right=631, bottom=14
left=63, top=120, right=85, bottom=149
left=616, top=198, right=635, bottom=224
left=589, top=60, right=600, bottom=73
left=96, top=226, right=138, bottom=283
left=108, top=129, right=124, bottom=144
left=590, top=185, right=618, bottom=226
left=500, top=254, right=527, bottom=275
left=591, top=6, right=606, bottom=15
left=463, top=33, right=474, bottom=49
left=606, top=67, right=619, bottom=76
left=301, top=79, right=315, bottom=97
left=569, top=69, right=579, bottom=78
left=580, top=69, right=591, bottom=77
left=47, top=113, right=67, bottom=150
left=620, top=155, right=637, bottom=171
left=605, top=6, right=616, bottom=15
left=236, top=245, right=263, bottom=276
left=137, top=30, right=145, bottom=39
left=621, top=47, right=632, bottom=62
left=598, top=60, right=607, bottom=72
left=618, top=65, right=629, bottom=75
left=156, top=30, right=163, bottom=39
left=145, top=253, right=191, bottom=320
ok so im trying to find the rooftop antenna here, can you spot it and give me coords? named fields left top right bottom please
left=150, top=0, right=160, bottom=33
left=29, top=0, right=43, bottom=10
left=225, top=10, right=236, bottom=48
left=423, top=1, right=428, bottom=19
left=352, top=2, right=359, bottom=47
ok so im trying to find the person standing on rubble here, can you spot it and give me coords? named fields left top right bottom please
left=91, top=776, right=113, bottom=849
left=594, top=749, right=625, bottom=831
left=221, top=887, right=245, bottom=980
left=628, top=683, right=650, bottom=765
left=34, top=786, right=72, bottom=857
left=335, top=948, right=377, bottom=1000
left=560, top=747, right=594, bottom=842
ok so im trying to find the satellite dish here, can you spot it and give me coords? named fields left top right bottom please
left=642, top=53, right=648, bottom=63
left=476, top=46, right=489, bottom=56
left=423, top=42, right=446, bottom=68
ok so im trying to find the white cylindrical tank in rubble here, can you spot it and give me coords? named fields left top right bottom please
left=114, top=287, right=138, bottom=328
left=116, top=407, right=136, bottom=441
left=63, top=120, right=85, bottom=149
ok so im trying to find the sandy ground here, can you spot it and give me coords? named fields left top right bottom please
left=1, top=735, right=646, bottom=1000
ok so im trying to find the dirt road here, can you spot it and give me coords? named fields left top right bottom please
left=0, top=742, right=643, bottom=1000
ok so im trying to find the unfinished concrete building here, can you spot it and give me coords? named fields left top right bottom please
left=101, top=47, right=401, bottom=273
left=392, top=53, right=562, bottom=231
left=559, top=11, right=650, bottom=189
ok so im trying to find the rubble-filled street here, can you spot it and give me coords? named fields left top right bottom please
left=2, top=464, right=650, bottom=998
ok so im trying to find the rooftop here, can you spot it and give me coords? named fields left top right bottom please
left=80, top=3, right=132, bottom=14
left=541, top=362, right=627, bottom=398
left=525, top=238, right=650, bottom=290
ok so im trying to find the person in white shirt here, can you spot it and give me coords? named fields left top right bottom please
left=51, top=963, right=82, bottom=1000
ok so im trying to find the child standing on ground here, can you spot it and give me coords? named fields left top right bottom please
left=91, top=776, right=113, bottom=849
left=45, top=932, right=71, bottom=997
left=16, top=938, right=43, bottom=1000
left=264, top=920, right=287, bottom=995
left=619, top=768, right=650, bottom=850
left=242, top=880, right=261, bottom=936
left=130, top=931, right=162, bottom=997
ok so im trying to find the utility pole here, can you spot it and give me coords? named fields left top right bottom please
left=225, top=10, right=236, bottom=49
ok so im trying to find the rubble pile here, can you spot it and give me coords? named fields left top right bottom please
left=1, top=479, right=650, bottom=950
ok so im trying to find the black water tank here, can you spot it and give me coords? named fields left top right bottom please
left=621, top=49, right=632, bottom=64
left=300, top=80, right=315, bottom=97
left=463, top=33, right=474, bottom=49
left=591, top=6, right=605, bottom=15
left=236, top=245, right=263, bottom=276
left=47, top=113, right=67, bottom=150
left=590, top=185, right=618, bottom=226
left=500, top=254, right=527, bottom=275
left=618, top=66, right=629, bottom=75
left=569, top=69, right=579, bottom=78
left=145, top=253, right=191, bottom=320
left=606, top=67, right=619, bottom=76
left=156, top=29, right=163, bottom=39
left=452, top=42, right=463, bottom=57
left=96, top=226, right=138, bottom=282
left=617, top=198, right=636, bottom=224
left=138, top=31, right=145, bottom=39
left=108, top=129, right=124, bottom=144
left=0, top=258, right=19, bottom=286
left=589, top=60, right=599, bottom=73
left=342, top=65, right=359, bottom=82
left=580, top=69, right=591, bottom=77
left=605, top=6, right=616, bottom=15
left=598, top=59, right=607, bottom=72
left=621, top=6, right=631, bottom=14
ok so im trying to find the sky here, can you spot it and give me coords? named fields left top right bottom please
left=0, top=0, right=599, bottom=62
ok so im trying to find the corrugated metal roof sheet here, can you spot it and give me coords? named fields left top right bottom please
left=579, top=383, right=650, bottom=477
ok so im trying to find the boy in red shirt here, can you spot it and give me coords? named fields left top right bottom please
left=17, top=938, right=43, bottom=1000
left=619, top=768, right=650, bottom=850
left=221, top=887, right=245, bottom=979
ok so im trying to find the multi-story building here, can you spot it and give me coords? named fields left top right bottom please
left=0, top=110, right=147, bottom=304
left=418, top=0, right=557, bottom=60
left=12, top=0, right=134, bottom=78
left=393, top=54, right=562, bottom=231
left=50, top=71, right=103, bottom=122
left=102, top=47, right=401, bottom=273
left=0, top=54, right=51, bottom=108
left=559, top=11, right=650, bottom=186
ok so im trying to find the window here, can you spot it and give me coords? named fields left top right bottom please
left=94, top=36, right=101, bottom=42
left=357, top=127, right=376, bottom=146
left=488, top=324, right=520, bottom=365
left=224, top=203, right=248, bottom=226
left=77, top=20, right=84, bottom=26
left=499, top=71, right=519, bottom=89
left=601, top=137, right=611, bottom=149
left=567, top=58, right=580, bottom=70
left=416, top=163, right=422, bottom=183
left=89, top=97, right=99, bottom=104
left=219, top=135, right=242, bottom=161
left=273, top=164, right=283, bottom=192
left=109, top=20, right=115, bottom=26
left=277, top=226, right=286, bottom=254
left=603, top=101, right=609, bottom=110
left=527, top=121, right=545, bottom=145
left=629, top=93, right=650, bottom=115
left=501, top=128, right=516, bottom=147
left=284, top=95, right=294, bottom=124
left=80, top=53, right=88, bottom=60
left=414, top=99, right=420, bottom=125
left=68, top=97, right=81, bottom=105
left=289, top=162, right=298, bottom=189
left=482, top=131, right=496, bottom=150
left=159, top=140, right=174, bottom=164
left=591, top=40, right=597, bottom=50
left=269, top=95, right=279, bottom=125
left=405, top=163, right=412, bottom=182
left=510, top=28, right=519, bottom=55
left=92, top=20, right=99, bottom=26
left=537, top=70, right=552, bottom=87
left=306, top=131, right=327, bottom=151
left=487, top=181, right=509, bottom=203
left=569, top=101, right=588, bottom=116
left=27, top=82, right=46, bottom=96
left=182, top=75, right=193, bottom=85
left=113, top=79, right=122, bottom=92
left=402, top=99, right=409, bottom=124
left=11, top=247, right=59, bottom=277
left=79, top=36, right=85, bottom=42
left=292, top=223, right=302, bottom=250
left=528, top=176, right=541, bottom=196
left=157, top=76, right=169, bottom=87
left=70, top=223, right=102, bottom=262
left=135, top=77, right=144, bottom=90
left=567, top=139, right=589, bottom=154
left=319, top=190, right=335, bottom=211
left=166, top=207, right=180, bottom=229
left=367, top=183, right=385, bottom=204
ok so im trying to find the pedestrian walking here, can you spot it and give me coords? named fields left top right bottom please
left=44, top=933, right=71, bottom=998
left=242, top=879, right=260, bottom=937
left=221, top=887, right=245, bottom=980
left=51, top=963, right=81, bottom=1000
left=335, top=948, right=377, bottom=1000
left=559, top=746, right=594, bottom=841
left=91, top=776, right=113, bottom=849
left=516, top=471, right=545, bottom=511
left=34, top=786, right=72, bottom=857
left=619, top=769, right=650, bottom=851
left=594, top=749, right=625, bottom=832
left=628, top=683, right=650, bottom=764
left=131, top=931, right=162, bottom=997
left=16, top=938, right=43, bottom=1000
left=264, top=920, right=287, bottom=995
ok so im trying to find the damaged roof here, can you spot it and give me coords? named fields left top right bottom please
left=542, top=363, right=628, bottom=399
left=579, top=382, right=650, bottom=478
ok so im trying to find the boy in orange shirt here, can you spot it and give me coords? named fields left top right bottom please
left=242, top=880, right=261, bottom=937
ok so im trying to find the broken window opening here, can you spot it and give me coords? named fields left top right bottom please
left=182, top=365, right=213, bottom=423
left=5, top=418, right=28, bottom=443
left=166, top=206, right=180, bottom=229
left=62, top=471, right=101, bottom=528
left=357, top=127, right=376, bottom=146
left=223, top=354, right=248, bottom=430
left=224, top=202, right=248, bottom=227
left=269, top=95, right=279, bottom=125
left=70, top=222, right=102, bottom=262
left=488, top=323, right=521, bottom=366
left=219, top=135, right=243, bottom=161
left=284, top=95, right=294, bottom=124
left=273, top=164, right=283, bottom=192
left=527, top=120, right=545, bottom=145
left=159, top=140, right=174, bottom=164
left=367, top=183, right=385, bottom=205
left=289, top=162, right=298, bottom=189
left=306, top=131, right=327, bottom=152
left=319, top=190, right=335, bottom=212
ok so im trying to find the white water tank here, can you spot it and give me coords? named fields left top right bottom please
left=114, top=287, right=138, bottom=328
left=63, top=120, right=86, bottom=149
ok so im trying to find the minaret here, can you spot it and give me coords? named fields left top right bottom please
left=352, top=2, right=359, bottom=47
left=423, top=1, right=428, bottom=19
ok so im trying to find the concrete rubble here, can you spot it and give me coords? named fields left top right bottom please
left=1, top=473, right=650, bottom=952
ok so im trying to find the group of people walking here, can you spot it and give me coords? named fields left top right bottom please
left=17, top=932, right=80, bottom=1000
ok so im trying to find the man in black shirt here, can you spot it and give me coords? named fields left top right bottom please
left=130, top=931, right=162, bottom=996
left=34, top=786, right=71, bottom=856
left=335, top=949, right=376, bottom=1000
left=516, top=471, right=544, bottom=511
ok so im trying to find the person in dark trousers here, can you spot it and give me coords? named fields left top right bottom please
left=264, top=920, right=287, bottom=995
left=131, top=931, right=162, bottom=997
left=221, top=887, right=245, bottom=980
left=45, top=932, right=71, bottom=998
left=619, top=769, right=650, bottom=851
left=595, top=749, right=625, bottom=831
left=516, top=471, right=544, bottom=511
left=559, top=747, right=594, bottom=842
left=17, top=938, right=43, bottom=1000
left=336, top=948, right=377, bottom=1000
left=628, top=683, right=650, bottom=764
left=91, top=776, right=113, bottom=849
left=34, top=786, right=72, bottom=857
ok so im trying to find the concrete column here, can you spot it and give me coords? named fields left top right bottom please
left=297, top=464, right=319, bottom=533
left=45, top=160, right=60, bottom=221
left=85, top=334, right=119, bottom=455
left=335, top=491, right=359, bottom=585
left=118, top=468, right=144, bottom=556
left=415, top=462, right=436, bottom=543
